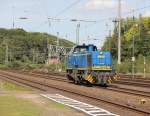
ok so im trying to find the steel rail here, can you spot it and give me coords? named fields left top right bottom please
left=6, top=70, right=150, bottom=98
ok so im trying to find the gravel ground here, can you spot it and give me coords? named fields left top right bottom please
left=1, top=70, right=150, bottom=116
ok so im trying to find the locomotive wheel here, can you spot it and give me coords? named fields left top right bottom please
left=85, top=80, right=92, bottom=87
left=100, top=83, right=108, bottom=87
left=74, top=80, right=80, bottom=85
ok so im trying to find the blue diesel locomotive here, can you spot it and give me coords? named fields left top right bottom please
left=66, top=44, right=117, bottom=86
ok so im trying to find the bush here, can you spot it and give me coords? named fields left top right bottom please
left=25, top=64, right=43, bottom=70
left=114, top=55, right=150, bottom=74
left=0, top=64, right=9, bottom=69
left=8, top=61, right=23, bottom=69
left=116, top=62, right=130, bottom=73
left=45, top=64, right=57, bottom=72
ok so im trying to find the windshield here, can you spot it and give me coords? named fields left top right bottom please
left=74, top=47, right=88, bottom=52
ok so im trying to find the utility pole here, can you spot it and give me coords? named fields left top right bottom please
left=144, top=57, right=146, bottom=78
left=12, top=6, right=15, bottom=28
left=132, top=10, right=137, bottom=79
left=47, top=34, right=50, bottom=64
left=109, top=30, right=111, bottom=51
left=105, top=23, right=111, bottom=50
left=56, top=32, right=59, bottom=71
left=48, top=19, right=51, bottom=62
left=76, top=23, right=80, bottom=45
left=57, top=32, right=60, bottom=50
left=139, top=14, right=146, bottom=78
left=112, top=19, right=118, bottom=30
left=32, top=49, right=35, bottom=64
left=105, top=23, right=109, bottom=50
left=5, top=41, right=9, bottom=65
left=132, top=34, right=135, bottom=79
left=71, top=19, right=96, bottom=45
left=118, top=0, right=121, bottom=64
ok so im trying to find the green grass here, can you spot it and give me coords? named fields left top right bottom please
left=0, top=64, right=9, bottom=69
left=0, top=80, right=31, bottom=91
left=0, top=95, right=44, bottom=116
left=52, top=101, right=66, bottom=109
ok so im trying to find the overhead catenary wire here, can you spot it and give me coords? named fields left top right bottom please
left=33, top=0, right=84, bottom=30
left=54, top=0, right=82, bottom=18
left=85, top=3, right=150, bottom=29
left=7, top=0, right=150, bottom=31
left=27, top=0, right=150, bottom=46
left=33, top=0, right=84, bottom=32
left=34, top=0, right=150, bottom=31
left=31, top=0, right=52, bottom=32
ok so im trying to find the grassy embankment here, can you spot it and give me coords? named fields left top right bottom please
left=0, top=80, right=78, bottom=116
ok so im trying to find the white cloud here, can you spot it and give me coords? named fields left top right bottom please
left=82, top=0, right=131, bottom=12
left=84, top=0, right=118, bottom=11
left=143, top=11, right=150, bottom=17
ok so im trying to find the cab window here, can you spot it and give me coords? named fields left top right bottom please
left=73, top=46, right=88, bottom=52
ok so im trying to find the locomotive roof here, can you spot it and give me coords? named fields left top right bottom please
left=75, top=44, right=96, bottom=48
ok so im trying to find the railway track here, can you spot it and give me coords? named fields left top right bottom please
left=6, top=70, right=150, bottom=98
left=0, top=70, right=150, bottom=116
left=114, top=80, right=150, bottom=87
left=120, top=74, right=150, bottom=80
left=118, top=74, right=150, bottom=84
left=9, top=70, right=150, bottom=84
left=22, top=70, right=150, bottom=85
left=107, top=86, right=150, bottom=98
left=118, top=78, right=150, bottom=84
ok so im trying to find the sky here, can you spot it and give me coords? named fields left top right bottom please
left=1, top=0, right=150, bottom=48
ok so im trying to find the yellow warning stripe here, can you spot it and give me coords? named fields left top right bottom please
left=113, top=75, right=117, bottom=81
left=88, top=77, right=93, bottom=83
left=108, top=79, right=112, bottom=84
left=85, top=75, right=94, bottom=83
left=108, top=76, right=112, bottom=84
left=86, top=75, right=91, bottom=80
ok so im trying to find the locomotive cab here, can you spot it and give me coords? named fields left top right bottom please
left=73, top=44, right=97, bottom=52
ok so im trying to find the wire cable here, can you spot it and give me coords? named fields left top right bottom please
left=54, top=0, right=82, bottom=17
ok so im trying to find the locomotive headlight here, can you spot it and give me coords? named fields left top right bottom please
left=98, top=52, right=105, bottom=58
left=100, top=52, right=103, bottom=54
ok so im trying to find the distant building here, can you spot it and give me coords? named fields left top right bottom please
left=47, top=56, right=60, bottom=64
